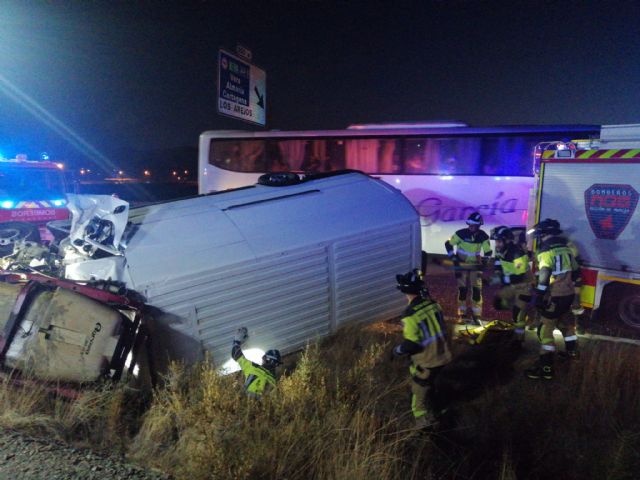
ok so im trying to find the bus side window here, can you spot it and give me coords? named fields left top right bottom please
left=325, top=140, right=345, bottom=171
left=345, top=139, right=379, bottom=173
left=265, top=141, right=290, bottom=172
left=239, top=140, right=265, bottom=171
left=379, top=139, right=400, bottom=173
left=403, top=139, right=439, bottom=174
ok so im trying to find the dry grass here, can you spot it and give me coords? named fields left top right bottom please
left=0, top=322, right=639, bottom=480
left=0, top=373, right=146, bottom=454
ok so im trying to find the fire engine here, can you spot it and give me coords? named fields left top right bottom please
left=533, top=124, right=640, bottom=338
left=0, top=154, right=70, bottom=249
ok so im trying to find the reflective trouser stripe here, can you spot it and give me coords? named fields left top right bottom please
left=564, top=335, right=577, bottom=342
left=410, top=370, right=432, bottom=418
left=542, top=344, right=557, bottom=352
left=457, top=270, right=483, bottom=309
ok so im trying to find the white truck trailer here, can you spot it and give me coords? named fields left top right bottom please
left=0, top=170, right=421, bottom=380
left=534, top=124, right=640, bottom=338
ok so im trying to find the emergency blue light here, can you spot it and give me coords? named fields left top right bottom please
left=51, top=199, right=66, bottom=207
left=0, top=200, right=15, bottom=209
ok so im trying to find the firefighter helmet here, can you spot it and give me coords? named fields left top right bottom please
left=490, top=225, right=514, bottom=242
left=263, top=349, right=282, bottom=367
left=396, top=269, right=426, bottom=295
left=528, top=218, right=562, bottom=237
left=466, top=212, right=484, bottom=225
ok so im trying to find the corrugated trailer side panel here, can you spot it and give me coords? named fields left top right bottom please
left=144, top=221, right=417, bottom=366
left=144, top=245, right=332, bottom=366
left=333, top=222, right=416, bottom=328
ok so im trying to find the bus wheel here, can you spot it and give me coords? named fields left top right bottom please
left=258, top=172, right=301, bottom=187
left=0, top=222, right=41, bottom=254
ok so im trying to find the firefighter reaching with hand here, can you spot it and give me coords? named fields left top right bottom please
left=525, top=219, right=581, bottom=380
left=231, top=327, right=282, bottom=397
left=445, top=212, right=492, bottom=325
left=490, top=225, right=534, bottom=345
left=392, top=270, right=452, bottom=429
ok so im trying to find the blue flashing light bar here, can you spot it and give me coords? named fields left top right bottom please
left=0, top=200, right=15, bottom=209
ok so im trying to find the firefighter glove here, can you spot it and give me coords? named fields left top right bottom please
left=234, top=327, right=249, bottom=344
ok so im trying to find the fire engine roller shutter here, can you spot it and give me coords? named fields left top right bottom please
left=538, top=162, right=640, bottom=273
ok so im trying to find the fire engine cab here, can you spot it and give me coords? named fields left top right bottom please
left=0, top=154, right=70, bottom=248
left=533, top=124, right=640, bottom=338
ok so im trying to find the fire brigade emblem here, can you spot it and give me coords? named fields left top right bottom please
left=584, top=184, right=638, bottom=240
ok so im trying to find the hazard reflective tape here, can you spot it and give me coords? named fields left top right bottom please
left=575, top=149, right=640, bottom=159
left=564, top=335, right=578, bottom=342
left=579, top=285, right=595, bottom=308
left=542, top=344, right=557, bottom=351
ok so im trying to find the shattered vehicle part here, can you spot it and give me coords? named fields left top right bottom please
left=0, top=222, right=41, bottom=256
left=0, top=272, right=150, bottom=385
left=65, top=194, right=128, bottom=258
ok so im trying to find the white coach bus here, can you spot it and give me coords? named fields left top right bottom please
left=198, top=123, right=599, bottom=254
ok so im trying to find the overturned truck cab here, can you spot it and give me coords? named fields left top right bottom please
left=0, top=171, right=421, bottom=381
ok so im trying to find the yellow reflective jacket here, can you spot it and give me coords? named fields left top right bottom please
left=536, top=237, right=579, bottom=297
left=394, top=297, right=452, bottom=368
left=495, top=243, right=532, bottom=285
left=232, top=343, right=276, bottom=397
left=445, top=228, right=491, bottom=264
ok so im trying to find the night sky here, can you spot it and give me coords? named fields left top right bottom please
left=1, top=0, right=639, bottom=171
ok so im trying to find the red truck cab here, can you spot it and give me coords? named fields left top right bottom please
left=0, top=155, right=70, bottom=244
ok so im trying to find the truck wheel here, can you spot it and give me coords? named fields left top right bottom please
left=619, top=289, right=640, bottom=329
left=599, top=282, right=640, bottom=332
left=258, top=172, right=301, bottom=186
left=0, top=222, right=41, bottom=254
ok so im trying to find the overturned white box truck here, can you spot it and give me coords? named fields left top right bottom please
left=0, top=171, right=421, bottom=381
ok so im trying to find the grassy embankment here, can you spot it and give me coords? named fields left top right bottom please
left=0, top=320, right=639, bottom=480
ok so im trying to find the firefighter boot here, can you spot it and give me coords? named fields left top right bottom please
left=559, top=339, right=579, bottom=361
left=414, top=412, right=438, bottom=432
left=525, top=354, right=554, bottom=380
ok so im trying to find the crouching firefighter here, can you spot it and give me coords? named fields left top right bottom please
left=445, top=212, right=492, bottom=325
left=491, top=225, right=533, bottom=344
left=231, top=327, right=282, bottom=397
left=525, top=219, right=580, bottom=380
left=392, top=270, right=452, bottom=428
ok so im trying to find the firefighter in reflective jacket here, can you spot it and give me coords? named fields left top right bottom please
left=525, top=219, right=580, bottom=380
left=392, top=270, right=452, bottom=428
left=491, top=226, right=533, bottom=343
left=445, top=212, right=492, bottom=324
left=231, top=327, right=282, bottom=397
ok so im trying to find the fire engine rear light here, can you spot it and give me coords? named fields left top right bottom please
left=0, top=200, right=15, bottom=209
left=51, top=199, right=66, bottom=207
